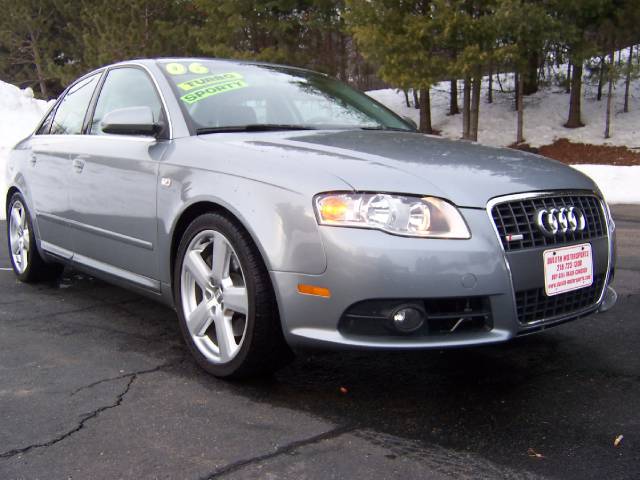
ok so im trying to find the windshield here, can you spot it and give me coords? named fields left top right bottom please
left=158, top=60, right=414, bottom=133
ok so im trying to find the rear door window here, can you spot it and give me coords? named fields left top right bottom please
left=50, top=74, right=100, bottom=135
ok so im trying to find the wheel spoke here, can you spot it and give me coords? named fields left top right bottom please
left=10, top=207, right=21, bottom=229
left=184, top=250, right=212, bottom=290
left=187, top=300, right=213, bottom=337
left=213, top=310, right=237, bottom=362
left=210, top=232, right=230, bottom=284
left=22, top=231, right=30, bottom=250
left=9, top=233, right=19, bottom=256
left=20, top=246, right=27, bottom=268
left=224, top=286, right=248, bottom=315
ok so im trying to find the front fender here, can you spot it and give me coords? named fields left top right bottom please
left=157, top=165, right=334, bottom=285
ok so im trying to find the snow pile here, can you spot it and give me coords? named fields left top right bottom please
left=572, top=165, right=640, bottom=205
left=367, top=74, right=640, bottom=149
left=0, top=80, right=50, bottom=219
left=368, top=76, right=640, bottom=204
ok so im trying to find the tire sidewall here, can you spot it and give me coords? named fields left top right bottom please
left=173, top=213, right=258, bottom=378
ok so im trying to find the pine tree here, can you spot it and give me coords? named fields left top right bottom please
left=0, top=0, right=61, bottom=97
left=550, top=0, right=612, bottom=129
left=52, top=0, right=201, bottom=84
left=496, top=0, right=558, bottom=144
left=346, top=0, right=446, bottom=134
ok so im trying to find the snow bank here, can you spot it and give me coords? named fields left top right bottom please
left=367, top=75, right=640, bottom=149
left=367, top=77, right=640, bottom=204
left=572, top=165, right=640, bottom=205
left=0, top=80, right=50, bottom=220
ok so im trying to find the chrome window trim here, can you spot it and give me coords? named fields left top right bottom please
left=485, top=190, right=612, bottom=327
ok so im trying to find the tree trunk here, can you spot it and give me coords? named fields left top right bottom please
left=597, top=56, right=605, bottom=101
left=605, top=51, right=614, bottom=139
left=462, top=77, right=471, bottom=139
left=487, top=71, right=493, bottom=103
left=29, top=31, right=48, bottom=98
left=403, top=89, right=410, bottom=108
left=496, top=71, right=505, bottom=93
left=565, top=62, right=584, bottom=128
left=565, top=63, right=571, bottom=93
left=412, top=89, right=420, bottom=109
left=469, top=74, right=481, bottom=141
left=514, top=72, right=520, bottom=111
left=516, top=72, right=524, bottom=144
left=449, top=79, right=459, bottom=115
left=523, top=51, right=539, bottom=95
left=624, top=46, right=633, bottom=113
left=419, top=88, right=433, bottom=134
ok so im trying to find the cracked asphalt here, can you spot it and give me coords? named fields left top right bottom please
left=1, top=205, right=639, bottom=479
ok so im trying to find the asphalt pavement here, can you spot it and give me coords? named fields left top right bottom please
left=0, top=205, right=639, bottom=479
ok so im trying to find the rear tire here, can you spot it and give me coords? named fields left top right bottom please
left=173, top=212, right=293, bottom=378
left=6, top=192, right=62, bottom=283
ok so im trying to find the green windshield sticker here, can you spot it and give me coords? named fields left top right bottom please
left=180, top=80, right=248, bottom=104
left=177, top=72, right=244, bottom=91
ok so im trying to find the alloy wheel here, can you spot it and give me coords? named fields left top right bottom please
left=9, top=200, right=29, bottom=274
left=180, top=230, right=249, bottom=364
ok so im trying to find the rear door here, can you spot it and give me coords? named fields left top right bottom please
left=27, top=73, right=101, bottom=257
left=67, top=66, right=169, bottom=289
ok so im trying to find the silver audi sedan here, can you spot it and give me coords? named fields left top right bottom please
left=5, top=58, right=617, bottom=377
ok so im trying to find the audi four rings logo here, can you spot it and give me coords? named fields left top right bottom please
left=535, top=206, right=587, bottom=237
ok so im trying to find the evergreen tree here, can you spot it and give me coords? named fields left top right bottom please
left=346, top=0, right=447, bottom=133
left=549, top=0, right=612, bottom=128
left=0, top=0, right=62, bottom=97
left=52, top=0, right=200, bottom=84
left=496, top=0, right=558, bottom=144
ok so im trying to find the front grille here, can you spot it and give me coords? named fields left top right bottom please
left=491, top=194, right=605, bottom=251
left=515, top=274, right=605, bottom=324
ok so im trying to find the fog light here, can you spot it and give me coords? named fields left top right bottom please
left=390, top=305, right=425, bottom=333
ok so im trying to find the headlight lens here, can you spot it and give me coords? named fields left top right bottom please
left=314, top=193, right=470, bottom=239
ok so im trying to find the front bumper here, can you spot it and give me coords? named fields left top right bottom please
left=270, top=199, right=615, bottom=350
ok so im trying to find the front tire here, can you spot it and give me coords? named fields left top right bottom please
left=174, top=213, right=293, bottom=378
left=6, top=192, right=62, bottom=282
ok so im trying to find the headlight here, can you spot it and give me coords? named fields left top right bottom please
left=314, top=192, right=470, bottom=239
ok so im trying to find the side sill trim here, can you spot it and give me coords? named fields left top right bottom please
left=73, top=252, right=160, bottom=291
left=40, top=240, right=73, bottom=260
left=37, top=211, right=153, bottom=251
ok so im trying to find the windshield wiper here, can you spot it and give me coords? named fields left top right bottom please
left=196, top=124, right=316, bottom=135
left=359, top=126, right=414, bottom=132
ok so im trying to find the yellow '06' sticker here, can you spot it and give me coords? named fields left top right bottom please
left=180, top=80, right=248, bottom=104
left=177, top=72, right=243, bottom=91
left=165, top=63, right=187, bottom=75
left=188, top=62, right=209, bottom=74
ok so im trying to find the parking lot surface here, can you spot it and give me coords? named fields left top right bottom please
left=1, top=205, right=639, bottom=479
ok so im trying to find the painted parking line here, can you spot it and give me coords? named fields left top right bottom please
left=0, top=267, right=13, bottom=271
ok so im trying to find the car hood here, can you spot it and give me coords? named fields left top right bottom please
left=198, top=130, right=597, bottom=208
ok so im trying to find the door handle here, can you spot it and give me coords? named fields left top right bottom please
left=72, top=158, right=85, bottom=173
left=30, top=154, right=37, bottom=166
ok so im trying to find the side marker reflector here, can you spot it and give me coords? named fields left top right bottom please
left=297, top=284, right=331, bottom=298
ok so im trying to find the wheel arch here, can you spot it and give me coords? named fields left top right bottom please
left=169, top=200, right=274, bottom=294
left=5, top=186, right=20, bottom=212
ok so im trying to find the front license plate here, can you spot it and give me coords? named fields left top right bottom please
left=543, top=243, right=593, bottom=296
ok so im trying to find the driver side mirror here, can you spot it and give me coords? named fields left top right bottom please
left=101, top=106, right=162, bottom=136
